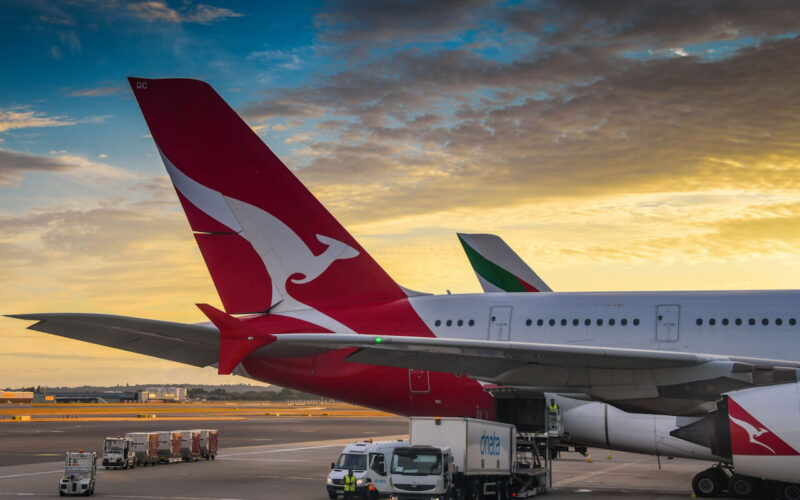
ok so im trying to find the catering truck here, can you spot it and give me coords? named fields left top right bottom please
left=59, top=451, right=96, bottom=496
left=389, top=417, right=545, bottom=500
left=102, top=436, right=135, bottom=469
left=327, top=440, right=408, bottom=499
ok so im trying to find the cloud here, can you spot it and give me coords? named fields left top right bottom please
left=125, top=2, right=242, bottom=24
left=68, top=86, right=125, bottom=97
left=0, top=108, right=76, bottom=133
left=0, top=149, right=139, bottom=186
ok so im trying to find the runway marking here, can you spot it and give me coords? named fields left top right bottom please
left=552, top=461, right=633, bottom=487
left=218, top=443, right=342, bottom=457
left=0, top=470, right=62, bottom=479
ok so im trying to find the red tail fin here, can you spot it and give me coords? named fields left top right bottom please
left=129, top=78, right=408, bottom=316
left=196, top=303, right=275, bottom=375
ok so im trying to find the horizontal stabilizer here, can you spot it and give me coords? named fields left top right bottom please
left=196, top=304, right=275, bottom=375
left=6, top=313, right=219, bottom=367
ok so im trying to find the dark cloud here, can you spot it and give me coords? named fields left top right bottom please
left=0, top=150, right=75, bottom=185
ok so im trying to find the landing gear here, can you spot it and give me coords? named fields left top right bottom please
left=729, top=474, right=761, bottom=499
left=692, top=466, right=728, bottom=497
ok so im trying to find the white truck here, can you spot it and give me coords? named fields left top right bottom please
left=327, top=440, right=408, bottom=499
left=389, top=417, right=545, bottom=500
left=102, top=436, right=135, bottom=469
left=59, top=451, right=96, bottom=496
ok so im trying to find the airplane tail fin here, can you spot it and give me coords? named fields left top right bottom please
left=129, top=77, right=408, bottom=316
left=457, top=233, right=552, bottom=293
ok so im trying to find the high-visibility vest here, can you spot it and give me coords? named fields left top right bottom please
left=549, top=403, right=559, bottom=414
left=344, top=474, right=356, bottom=492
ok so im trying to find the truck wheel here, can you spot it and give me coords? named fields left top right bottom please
left=780, top=483, right=800, bottom=500
left=692, top=468, right=725, bottom=497
left=59, top=491, right=65, bottom=497
left=327, top=492, right=337, bottom=499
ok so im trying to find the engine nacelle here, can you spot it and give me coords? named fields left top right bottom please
left=556, top=396, right=720, bottom=461
left=726, top=382, right=800, bottom=483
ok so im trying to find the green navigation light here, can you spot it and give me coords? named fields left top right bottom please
left=375, top=337, right=383, bottom=343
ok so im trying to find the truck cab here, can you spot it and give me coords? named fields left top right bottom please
left=102, top=437, right=135, bottom=469
left=59, top=451, right=96, bottom=496
left=389, top=445, right=453, bottom=499
left=327, top=440, right=408, bottom=499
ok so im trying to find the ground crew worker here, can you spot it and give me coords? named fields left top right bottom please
left=343, top=468, right=356, bottom=500
left=549, top=399, right=559, bottom=414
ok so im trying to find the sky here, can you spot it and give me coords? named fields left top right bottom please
left=1, top=0, right=799, bottom=388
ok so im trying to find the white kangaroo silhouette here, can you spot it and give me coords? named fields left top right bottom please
left=161, top=150, right=359, bottom=333
left=729, top=415, right=776, bottom=454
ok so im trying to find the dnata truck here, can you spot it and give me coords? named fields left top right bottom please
left=389, top=418, right=544, bottom=500
left=59, top=451, right=96, bottom=496
left=102, top=436, right=135, bottom=469
left=327, top=440, right=409, bottom=499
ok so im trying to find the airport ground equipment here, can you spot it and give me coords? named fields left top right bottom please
left=327, top=440, right=409, bottom=499
left=157, top=431, right=182, bottom=463
left=179, top=430, right=202, bottom=461
left=59, top=451, right=96, bottom=496
left=102, top=437, right=135, bottom=469
left=199, top=429, right=218, bottom=460
left=126, top=432, right=159, bottom=466
left=389, top=417, right=546, bottom=500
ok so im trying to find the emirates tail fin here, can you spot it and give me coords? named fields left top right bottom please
left=457, top=233, right=552, bottom=293
left=129, top=77, right=408, bottom=316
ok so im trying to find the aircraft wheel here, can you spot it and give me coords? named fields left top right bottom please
left=692, top=468, right=725, bottom=497
left=729, top=474, right=760, bottom=498
left=779, top=483, right=800, bottom=500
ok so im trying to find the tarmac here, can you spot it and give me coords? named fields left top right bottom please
left=0, top=411, right=703, bottom=499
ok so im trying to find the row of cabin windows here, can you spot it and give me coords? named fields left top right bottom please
left=696, top=317, right=797, bottom=327
left=434, top=319, right=476, bottom=327
left=526, top=318, right=641, bottom=327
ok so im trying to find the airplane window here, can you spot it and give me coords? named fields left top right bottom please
left=469, top=319, right=475, bottom=326
left=735, top=318, right=742, bottom=326
left=776, top=318, right=783, bottom=326
left=709, top=318, right=716, bottom=326
left=573, top=319, right=579, bottom=326
left=446, top=320, right=452, bottom=326
left=609, top=318, right=615, bottom=326
left=658, top=315, right=663, bottom=321
left=762, top=318, right=769, bottom=326
left=526, top=319, right=532, bottom=326
left=549, top=319, right=555, bottom=326
left=597, top=319, right=603, bottom=326
left=633, top=319, right=640, bottom=326
left=696, top=318, right=703, bottom=326
left=537, top=319, right=544, bottom=326
left=561, top=319, right=567, bottom=326
left=584, top=319, right=591, bottom=326
left=435, top=320, right=441, bottom=327
left=748, top=318, right=755, bottom=326
left=491, top=316, right=496, bottom=322
left=621, top=318, right=628, bottom=326
left=722, top=318, right=729, bottom=326
left=457, top=319, right=463, bottom=327
left=790, top=318, right=797, bottom=326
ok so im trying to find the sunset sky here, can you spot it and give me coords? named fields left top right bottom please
left=1, top=1, right=799, bottom=387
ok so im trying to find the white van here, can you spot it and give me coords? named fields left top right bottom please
left=327, top=440, right=407, bottom=499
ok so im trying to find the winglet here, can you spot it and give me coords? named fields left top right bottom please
left=196, top=303, right=275, bottom=375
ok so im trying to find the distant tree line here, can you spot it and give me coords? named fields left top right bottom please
left=187, top=387, right=321, bottom=401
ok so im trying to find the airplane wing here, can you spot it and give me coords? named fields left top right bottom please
left=266, top=333, right=800, bottom=415
left=7, top=313, right=220, bottom=367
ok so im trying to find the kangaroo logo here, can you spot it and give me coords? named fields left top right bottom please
left=161, top=150, right=359, bottom=333
left=727, top=397, right=800, bottom=456
left=729, top=415, right=776, bottom=454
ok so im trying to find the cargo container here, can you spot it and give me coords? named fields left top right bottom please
left=157, top=431, right=182, bottom=462
left=179, top=430, right=202, bottom=461
left=389, top=417, right=543, bottom=500
left=125, top=433, right=158, bottom=466
left=199, top=429, right=217, bottom=460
